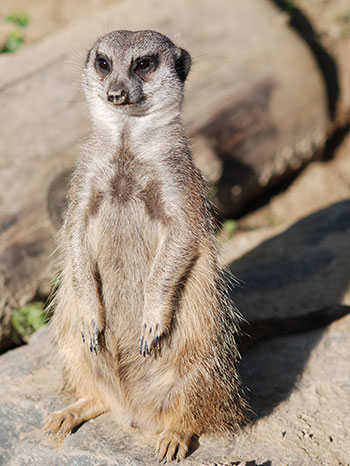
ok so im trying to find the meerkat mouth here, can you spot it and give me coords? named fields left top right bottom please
left=103, top=96, right=150, bottom=118
left=104, top=95, right=147, bottom=108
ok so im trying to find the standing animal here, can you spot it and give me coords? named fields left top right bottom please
left=43, top=29, right=245, bottom=462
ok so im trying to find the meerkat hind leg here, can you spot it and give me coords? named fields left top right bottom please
left=43, top=396, right=106, bottom=435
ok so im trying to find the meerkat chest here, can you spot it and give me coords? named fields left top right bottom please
left=87, top=158, right=168, bottom=218
left=83, top=153, right=169, bottom=259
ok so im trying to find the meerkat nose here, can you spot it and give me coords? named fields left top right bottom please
left=107, top=83, right=129, bottom=105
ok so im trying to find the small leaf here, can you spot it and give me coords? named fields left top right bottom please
left=11, top=302, right=48, bottom=344
left=4, top=11, right=30, bottom=28
left=0, top=29, right=24, bottom=54
left=222, top=219, right=238, bottom=237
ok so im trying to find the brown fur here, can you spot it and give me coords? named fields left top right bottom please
left=44, top=30, right=245, bottom=463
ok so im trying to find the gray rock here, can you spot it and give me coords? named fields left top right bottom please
left=229, top=199, right=350, bottom=322
left=1, top=316, right=349, bottom=465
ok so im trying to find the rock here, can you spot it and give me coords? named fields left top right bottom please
left=0, top=199, right=349, bottom=465
left=221, top=139, right=350, bottom=324
left=227, top=200, right=350, bottom=323
left=235, top=313, right=350, bottom=466
left=1, top=311, right=349, bottom=465
left=294, top=0, right=350, bottom=125
left=238, top=134, right=350, bottom=231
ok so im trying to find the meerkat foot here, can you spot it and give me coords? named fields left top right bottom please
left=156, top=430, right=192, bottom=463
left=43, top=397, right=106, bottom=435
left=140, top=320, right=166, bottom=357
left=81, top=317, right=104, bottom=354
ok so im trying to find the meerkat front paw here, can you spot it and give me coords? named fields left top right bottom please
left=139, top=320, right=167, bottom=357
left=81, top=318, right=104, bottom=354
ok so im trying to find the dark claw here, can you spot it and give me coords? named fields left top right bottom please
left=93, top=329, right=99, bottom=353
left=81, top=320, right=101, bottom=354
left=139, top=335, right=144, bottom=354
left=88, top=333, right=99, bottom=354
left=140, top=324, right=164, bottom=358
left=143, top=341, right=149, bottom=357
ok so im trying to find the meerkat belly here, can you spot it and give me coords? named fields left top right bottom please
left=87, top=196, right=164, bottom=331
left=85, top=196, right=173, bottom=408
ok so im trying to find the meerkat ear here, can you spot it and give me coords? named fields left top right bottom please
left=174, top=47, right=191, bottom=82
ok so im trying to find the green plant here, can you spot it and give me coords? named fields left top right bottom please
left=11, top=302, right=48, bottom=344
left=222, top=219, right=238, bottom=238
left=1, top=10, right=30, bottom=54
left=1, top=28, right=24, bottom=53
left=5, top=11, right=30, bottom=28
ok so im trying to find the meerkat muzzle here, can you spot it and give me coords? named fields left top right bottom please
left=107, top=83, right=129, bottom=105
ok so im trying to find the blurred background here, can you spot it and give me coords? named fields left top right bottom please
left=0, top=0, right=349, bottom=350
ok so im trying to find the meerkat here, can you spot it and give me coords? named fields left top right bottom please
left=43, top=30, right=245, bottom=463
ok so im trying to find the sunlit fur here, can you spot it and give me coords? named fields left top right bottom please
left=44, top=30, right=245, bottom=463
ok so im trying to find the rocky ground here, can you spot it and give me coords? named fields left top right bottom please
left=1, top=310, right=349, bottom=466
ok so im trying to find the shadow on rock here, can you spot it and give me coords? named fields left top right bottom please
left=229, top=200, right=350, bottom=419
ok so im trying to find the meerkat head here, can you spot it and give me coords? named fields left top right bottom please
left=82, top=30, right=191, bottom=131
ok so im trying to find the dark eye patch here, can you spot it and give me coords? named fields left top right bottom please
left=95, top=54, right=112, bottom=77
left=133, top=55, right=159, bottom=76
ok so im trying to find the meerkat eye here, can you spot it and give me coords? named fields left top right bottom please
left=133, top=55, right=158, bottom=76
left=95, top=54, right=111, bottom=76
left=135, top=58, right=151, bottom=71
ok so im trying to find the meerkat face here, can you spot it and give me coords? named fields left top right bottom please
left=82, top=30, right=191, bottom=127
